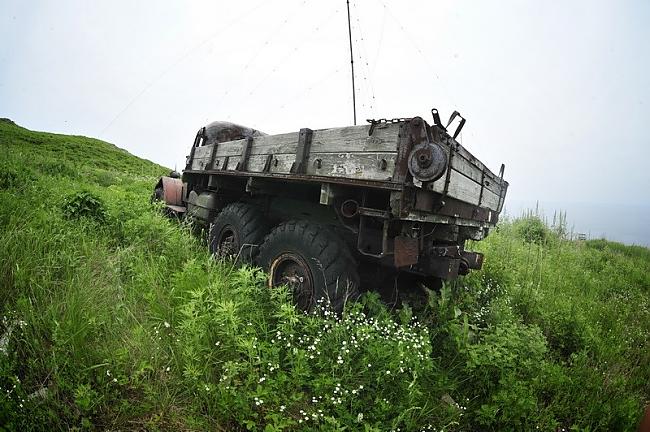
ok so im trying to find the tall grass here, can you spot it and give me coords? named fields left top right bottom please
left=1, top=120, right=648, bottom=431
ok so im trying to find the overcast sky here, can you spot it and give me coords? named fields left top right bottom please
left=1, top=0, right=649, bottom=210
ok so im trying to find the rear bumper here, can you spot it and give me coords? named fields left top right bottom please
left=394, top=239, right=484, bottom=279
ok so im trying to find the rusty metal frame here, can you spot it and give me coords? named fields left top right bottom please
left=290, top=128, right=313, bottom=174
left=235, top=136, right=254, bottom=171
left=183, top=169, right=403, bottom=191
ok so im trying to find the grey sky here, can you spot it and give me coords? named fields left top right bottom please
left=1, top=0, right=649, bottom=210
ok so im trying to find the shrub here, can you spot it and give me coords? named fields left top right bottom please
left=515, top=216, right=548, bottom=244
left=61, top=191, right=108, bottom=223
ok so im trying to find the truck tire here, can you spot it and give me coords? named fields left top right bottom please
left=257, top=220, right=360, bottom=312
left=209, top=203, right=268, bottom=263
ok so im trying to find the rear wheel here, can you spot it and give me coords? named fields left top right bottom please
left=257, top=220, right=360, bottom=312
left=209, top=203, right=268, bottom=263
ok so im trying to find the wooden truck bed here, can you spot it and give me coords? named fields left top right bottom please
left=186, top=120, right=507, bottom=217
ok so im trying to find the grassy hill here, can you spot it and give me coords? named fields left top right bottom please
left=0, top=119, right=648, bottom=431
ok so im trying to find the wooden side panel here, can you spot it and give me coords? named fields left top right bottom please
left=428, top=169, right=501, bottom=210
left=306, top=152, right=396, bottom=181
left=311, top=123, right=399, bottom=153
left=190, top=145, right=213, bottom=170
left=246, top=154, right=295, bottom=173
left=186, top=122, right=507, bottom=213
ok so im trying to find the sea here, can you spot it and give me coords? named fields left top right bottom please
left=503, top=200, right=650, bottom=248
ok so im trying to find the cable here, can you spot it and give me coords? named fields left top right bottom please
left=217, top=0, right=310, bottom=104
left=270, top=66, right=342, bottom=117
left=247, top=5, right=341, bottom=97
left=99, top=0, right=269, bottom=137
left=371, top=0, right=455, bottom=107
left=371, top=5, right=387, bottom=74
left=352, top=0, right=377, bottom=116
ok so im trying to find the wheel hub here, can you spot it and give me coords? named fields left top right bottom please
left=269, top=252, right=315, bottom=310
left=216, top=225, right=239, bottom=258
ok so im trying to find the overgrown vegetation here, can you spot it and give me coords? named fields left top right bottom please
left=1, top=119, right=648, bottom=431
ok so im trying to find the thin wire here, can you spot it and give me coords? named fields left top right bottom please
left=371, top=5, right=387, bottom=74
left=99, top=0, right=269, bottom=137
left=346, top=0, right=357, bottom=125
left=217, top=0, right=310, bottom=104
left=247, top=5, right=340, bottom=97
left=371, top=0, right=455, bottom=107
left=352, top=0, right=377, bottom=116
left=272, top=66, right=342, bottom=115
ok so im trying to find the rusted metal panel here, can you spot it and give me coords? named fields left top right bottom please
left=161, top=177, right=183, bottom=206
left=423, top=257, right=461, bottom=280
left=461, top=251, right=484, bottom=270
left=394, top=236, right=419, bottom=268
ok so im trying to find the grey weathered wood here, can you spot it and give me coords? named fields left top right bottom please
left=186, top=121, right=505, bottom=212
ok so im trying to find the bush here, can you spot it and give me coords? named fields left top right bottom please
left=515, top=216, right=548, bottom=244
left=61, top=191, right=108, bottom=223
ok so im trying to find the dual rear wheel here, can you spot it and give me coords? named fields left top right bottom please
left=209, top=203, right=360, bottom=312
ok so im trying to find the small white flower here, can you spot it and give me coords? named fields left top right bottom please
left=163, top=321, right=170, bottom=328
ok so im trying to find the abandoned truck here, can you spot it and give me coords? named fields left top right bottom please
left=153, top=109, right=508, bottom=310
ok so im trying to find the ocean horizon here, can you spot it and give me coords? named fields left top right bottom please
left=504, top=200, right=650, bottom=248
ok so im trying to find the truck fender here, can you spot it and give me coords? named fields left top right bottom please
left=153, top=176, right=184, bottom=207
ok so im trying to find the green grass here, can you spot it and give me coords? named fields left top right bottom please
left=0, top=118, right=648, bottom=431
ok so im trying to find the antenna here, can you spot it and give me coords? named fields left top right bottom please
left=346, top=0, right=357, bottom=125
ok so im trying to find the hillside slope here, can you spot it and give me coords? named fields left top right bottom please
left=0, top=120, right=648, bottom=431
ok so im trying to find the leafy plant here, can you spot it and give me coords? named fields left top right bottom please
left=61, top=191, right=108, bottom=222
left=515, top=216, right=548, bottom=244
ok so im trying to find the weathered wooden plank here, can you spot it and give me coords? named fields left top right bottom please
left=189, top=121, right=507, bottom=212
left=429, top=169, right=480, bottom=206
left=310, top=123, right=399, bottom=153
left=481, top=188, right=500, bottom=211
left=213, top=133, right=299, bottom=158
left=192, top=145, right=214, bottom=159
left=246, top=153, right=295, bottom=174
left=450, top=152, right=503, bottom=196
left=306, top=152, right=395, bottom=181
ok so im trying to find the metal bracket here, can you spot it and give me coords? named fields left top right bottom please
left=441, top=139, right=456, bottom=200
left=431, top=108, right=445, bottom=130
left=235, top=136, right=253, bottom=171
left=262, top=154, right=273, bottom=173
left=290, top=128, right=313, bottom=174
left=446, top=111, right=466, bottom=140
left=496, top=163, right=506, bottom=211
left=477, top=169, right=486, bottom=207
left=185, top=127, right=205, bottom=170
left=206, top=141, right=219, bottom=170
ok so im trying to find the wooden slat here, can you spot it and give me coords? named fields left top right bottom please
left=188, top=122, right=507, bottom=212
left=310, top=123, right=399, bottom=153
left=306, top=152, right=395, bottom=181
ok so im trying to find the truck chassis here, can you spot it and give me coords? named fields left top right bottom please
left=154, top=109, right=508, bottom=310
